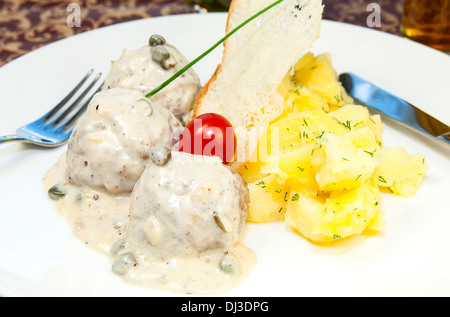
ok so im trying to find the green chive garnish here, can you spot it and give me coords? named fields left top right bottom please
left=145, top=0, right=284, bottom=98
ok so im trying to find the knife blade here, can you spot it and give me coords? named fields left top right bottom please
left=339, top=72, right=450, bottom=145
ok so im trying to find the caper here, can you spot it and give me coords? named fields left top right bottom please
left=149, top=145, right=171, bottom=166
left=112, top=252, right=137, bottom=275
left=219, top=254, right=240, bottom=275
left=48, top=185, right=67, bottom=200
left=111, top=238, right=128, bottom=256
left=174, top=114, right=185, bottom=126
left=149, top=34, right=166, bottom=47
left=162, top=58, right=176, bottom=70
left=213, top=212, right=233, bottom=233
left=152, top=45, right=170, bottom=64
left=75, top=192, right=84, bottom=204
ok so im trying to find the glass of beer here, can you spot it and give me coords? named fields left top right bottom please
left=401, top=0, right=450, bottom=53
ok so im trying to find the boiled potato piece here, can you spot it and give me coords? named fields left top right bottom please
left=271, top=143, right=320, bottom=191
left=328, top=104, right=384, bottom=146
left=271, top=110, right=348, bottom=150
left=329, top=104, right=370, bottom=130
left=284, top=85, right=330, bottom=113
left=237, top=161, right=268, bottom=184
left=342, top=126, right=381, bottom=152
left=315, top=132, right=378, bottom=191
left=247, top=174, right=289, bottom=223
left=375, top=147, right=429, bottom=197
left=285, top=180, right=383, bottom=244
left=293, top=52, right=347, bottom=110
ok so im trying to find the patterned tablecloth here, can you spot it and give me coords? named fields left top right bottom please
left=0, top=0, right=405, bottom=67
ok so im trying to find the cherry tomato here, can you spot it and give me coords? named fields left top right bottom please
left=178, top=113, right=236, bottom=164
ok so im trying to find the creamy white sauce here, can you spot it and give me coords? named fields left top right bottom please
left=43, top=151, right=255, bottom=295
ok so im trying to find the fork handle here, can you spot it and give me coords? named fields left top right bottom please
left=0, top=135, right=27, bottom=144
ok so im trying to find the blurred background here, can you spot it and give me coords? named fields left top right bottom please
left=0, top=0, right=448, bottom=67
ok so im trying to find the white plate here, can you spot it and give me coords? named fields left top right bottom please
left=0, top=13, right=449, bottom=297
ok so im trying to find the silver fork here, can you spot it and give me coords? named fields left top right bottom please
left=0, top=69, right=102, bottom=147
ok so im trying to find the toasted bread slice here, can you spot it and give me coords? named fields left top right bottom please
left=193, top=0, right=323, bottom=166
left=193, top=0, right=323, bottom=130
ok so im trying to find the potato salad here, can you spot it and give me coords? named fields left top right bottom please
left=237, top=52, right=429, bottom=244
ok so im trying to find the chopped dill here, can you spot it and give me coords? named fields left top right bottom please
left=340, top=120, right=352, bottom=130
left=316, top=131, right=325, bottom=139
left=364, top=150, right=375, bottom=157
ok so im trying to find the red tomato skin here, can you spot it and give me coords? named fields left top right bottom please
left=178, top=113, right=236, bottom=164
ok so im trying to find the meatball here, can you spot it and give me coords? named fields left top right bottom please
left=127, top=150, right=249, bottom=258
left=102, top=44, right=201, bottom=124
left=66, top=88, right=182, bottom=194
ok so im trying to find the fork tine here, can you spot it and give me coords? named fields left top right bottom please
left=51, top=72, right=102, bottom=126
left=61, top=84, right=103, bottom=131
left=44, top=69, right=94, bottom=121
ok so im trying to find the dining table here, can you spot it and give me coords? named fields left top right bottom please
left=0, top=0, right=407, bottom=67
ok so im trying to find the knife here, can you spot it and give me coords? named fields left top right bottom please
left=339, top=72, right=450, bottom=145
